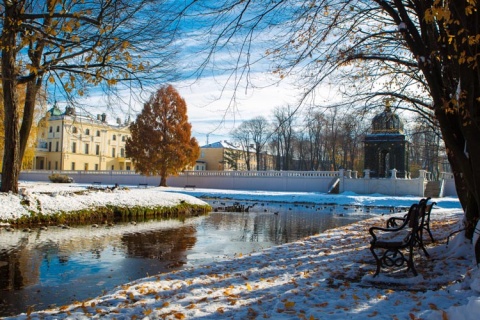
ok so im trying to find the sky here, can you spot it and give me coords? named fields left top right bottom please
left=46, top=1, right=343, bottom=147
left=1, top=182, right=479, bottom=319
left=36, top=1, right=427, bottom=149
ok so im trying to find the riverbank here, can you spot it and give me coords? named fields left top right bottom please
left=1, top=183, right=478, bottom=319
left=0, top=182, right=211, bottom=226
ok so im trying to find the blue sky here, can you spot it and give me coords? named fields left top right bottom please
left=48, top=1, right=338, bottom=146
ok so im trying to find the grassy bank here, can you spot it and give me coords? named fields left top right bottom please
left=0, top=185, right=212, bottom=227
left=8, top=203, right=212, bottom=227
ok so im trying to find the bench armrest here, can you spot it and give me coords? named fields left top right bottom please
left=369, top=225, right=406, bottom=242
left=386, top=215, right=407, bottom=228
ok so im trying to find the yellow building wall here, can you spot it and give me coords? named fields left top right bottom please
left=198, top=146, right=264, bottom=171
left=35, top=112, right=134, bottom=171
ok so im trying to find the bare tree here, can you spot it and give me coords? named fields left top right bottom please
left=0, top=0, right=177, bottom=193
left=409, top=118, right=444, bottom=180
left=272, top=106, right=297, bottom=170
left=231, top=124, right=252, bottom=171
left=245, top=117, right=270, bottom=171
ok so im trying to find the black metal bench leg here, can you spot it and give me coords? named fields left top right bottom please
left=370, top=246, right=381, bottom=277
left=426, top=227, right=435, bottom=242
left=407, top=247, right=418, bottom=276
left=417, top=230, right=430, bottom=257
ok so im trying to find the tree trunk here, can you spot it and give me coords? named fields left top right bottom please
left=159, top=176, right=167, bottom=187
left=19, top=79, right=41, bottom=162
left=1, top=3, right=21, bottom=193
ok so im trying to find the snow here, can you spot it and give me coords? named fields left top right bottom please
left=1, top=182, right=479, bottom=319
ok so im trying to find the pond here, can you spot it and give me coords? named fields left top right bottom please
left=0, top=200, right=380, bottom=317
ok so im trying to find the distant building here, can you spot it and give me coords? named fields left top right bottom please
left=198, top=140, right=275, bottom=171
left=364, top=104, right=409, bottom=178
left=34, top=105, right=134, bottom=171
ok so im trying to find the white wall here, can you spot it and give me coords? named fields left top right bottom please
left=18, top=169, right=456, bottom=197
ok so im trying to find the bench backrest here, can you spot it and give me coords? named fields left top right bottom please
left=407, top=202, right=427, bottom=232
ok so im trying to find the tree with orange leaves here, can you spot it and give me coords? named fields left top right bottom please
left=126, top=85, right=200, bottom=187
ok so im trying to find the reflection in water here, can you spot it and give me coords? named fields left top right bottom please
left=0, top=208, right=371, bottom=317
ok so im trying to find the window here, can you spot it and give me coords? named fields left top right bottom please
left=85, top=128, right=90, bottom=135
left=84, top=163, right=89, bottom=170
left=49, top=126, right=52, bottom=133
left=56, top=126, right=60, bottom=132
left=95, top=145, right=100, bottom=155
left=72, top=142, right=77, bottom=153
left=48, top=142, right=52, bottom=152
left=120, top=148, right=125, bottom=157
left=112, top=147, right=116, bottom=158
left=95, top=164, right=99, bottom=170
left=111, top=165, right=115, bottom=170
left=71, top=162, right=76, bottom=170
left=72, top=127, right=78, bottom=134
left=96, top=130, right=100, bottom=137
left=55, top=141, right=59, bottom=152
left=55, top=161, right=58, bottom=170
left=112, top=135, right=116, bottom=141
left=48, top=162, right=51, bottom=170
left=122, top=136, right=126, bottom=142
left=85, top=143, right=89, bottom=154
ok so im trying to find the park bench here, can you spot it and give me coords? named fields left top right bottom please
left=184, top=185, right=196, bottom=189
left=138, top=183, right=148, bottom=188
left=369, top=199, right=430, bottom=277
left=386, top=197, right=436, bottom=245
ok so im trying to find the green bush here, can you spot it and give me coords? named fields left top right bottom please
left=48, top=174, right=74, bottom=183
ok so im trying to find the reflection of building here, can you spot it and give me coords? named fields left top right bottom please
left=34, top=105, right=134, bottom=171
left=364, top=104, right=409, bottom=178
left=198, top=140, right=275, bottom=171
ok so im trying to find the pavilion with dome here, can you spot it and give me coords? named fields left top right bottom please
left=363, top=104, right=410, bottom=178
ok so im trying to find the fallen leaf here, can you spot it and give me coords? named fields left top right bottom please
left=143, top=309, right=153, bottom=316
left=429, top=303, right=439, bottom=310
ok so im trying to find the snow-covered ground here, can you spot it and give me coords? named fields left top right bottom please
left=1, top=182, right=479, bottom=319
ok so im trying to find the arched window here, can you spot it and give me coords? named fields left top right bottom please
left=112, top=134, right=116, bottom=141
left=85, top=128, right=90, bottom=135
left=72, top=127, right=78, bottom=134
left=96, top=130, right=100, bottom=137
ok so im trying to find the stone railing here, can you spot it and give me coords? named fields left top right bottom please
left=19, top=168, right=456, bottom=197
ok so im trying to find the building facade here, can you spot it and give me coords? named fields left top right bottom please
left=34, top=106, right=134, bottom=171
left=198, top=140, right=275, bottom=171
left=364, top=104, right=410, bottom=178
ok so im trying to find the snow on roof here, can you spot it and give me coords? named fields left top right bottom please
left=201, top=140, right=242, bottom=150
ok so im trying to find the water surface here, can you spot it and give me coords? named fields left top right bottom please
left=0, top=202, right=376, bottom=317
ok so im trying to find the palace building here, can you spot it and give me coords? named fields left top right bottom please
left=34, top=105, right=134, bottom=171
left=363, top=103, right=410, bottom=178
